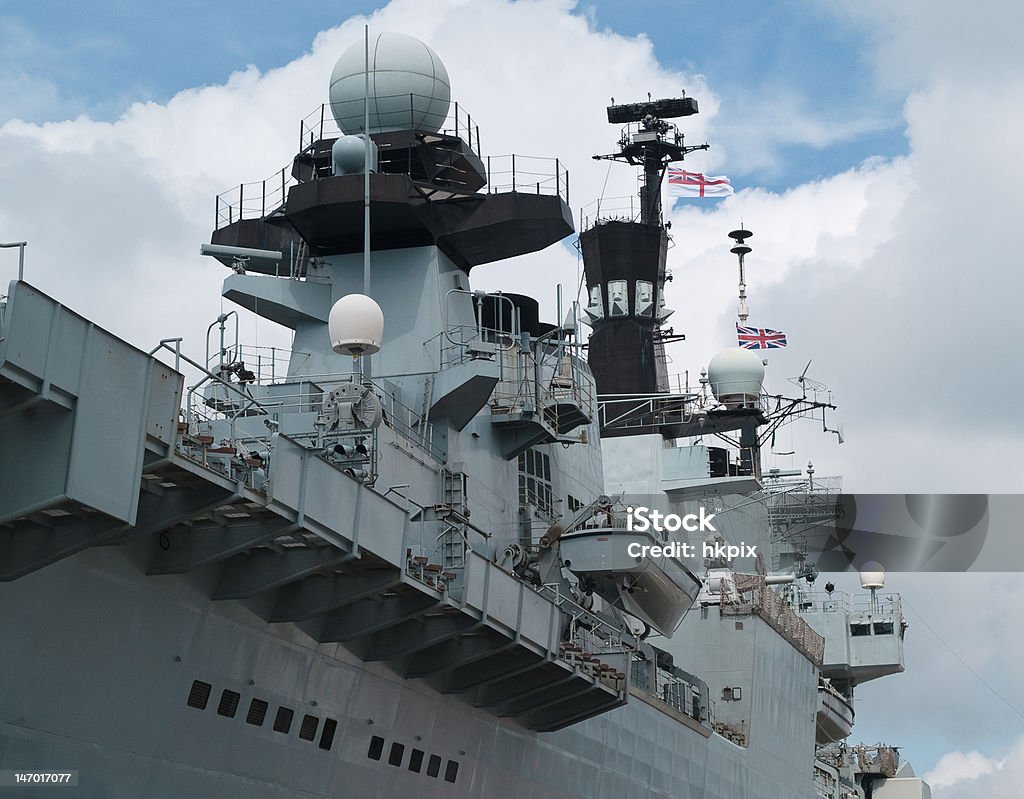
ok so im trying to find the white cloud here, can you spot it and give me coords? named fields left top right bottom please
left=927, top=736, right=1024, bottom=798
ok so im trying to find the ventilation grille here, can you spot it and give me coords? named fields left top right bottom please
left=217, top=690, right=240, bottom=718
left=187, top=680, right=212, bottom=710
left=246, top=699, right=268, bottom=726
left=299, top=714, right=320, bottom=741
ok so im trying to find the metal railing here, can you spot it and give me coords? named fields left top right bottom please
left=579, top=196, right=642, bottom=231
left=725, top=574, right=827, bottom=665
left=214, top=100, right=570, bottom=230
left=484, top=154, right=569, bottom=204
left=215, top=167, right=292, bottom=229
left=299, top=97, right=482, bottom=156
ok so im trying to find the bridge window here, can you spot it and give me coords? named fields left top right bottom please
left=519, top=449, right=554, bottom=517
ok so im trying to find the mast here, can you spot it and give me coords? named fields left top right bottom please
left=582, top=94, right=708, bottom=429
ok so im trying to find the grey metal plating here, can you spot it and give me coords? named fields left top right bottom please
left=0, top=31, right=924, bottom=799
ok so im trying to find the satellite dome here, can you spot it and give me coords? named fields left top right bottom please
left=707, top=348, right=765, bottom=408
left=859, top=562, right=886, bottom=590
left=329, top=294, right=384, bottom=356
left=329, top=32, right=451, bottom=135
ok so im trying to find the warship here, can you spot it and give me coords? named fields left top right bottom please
left=0, top=31, right=932, bottom=799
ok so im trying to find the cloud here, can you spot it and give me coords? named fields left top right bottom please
left=927, top=735, right=1024, bottom=798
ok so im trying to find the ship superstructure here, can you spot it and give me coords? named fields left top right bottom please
left=0, top=31, right=929, bottom=799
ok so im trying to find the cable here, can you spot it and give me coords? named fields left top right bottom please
left=902, top=597, right=1024, bottom=722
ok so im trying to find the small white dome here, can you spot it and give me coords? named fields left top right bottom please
left=329, top=32, right=451, bottom=135
left=329, top=294, right=384, bottom=356
left=859, top=562, right=886, bottom=590
left=332, top=135, right=368, bottom=174
left=707, top=348, right=765, bottom=408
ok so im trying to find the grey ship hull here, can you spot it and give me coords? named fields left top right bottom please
left=0, top=541, right=816, bottom=799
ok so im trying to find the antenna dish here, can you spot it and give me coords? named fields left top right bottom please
left=859, top=562, right=885, bottom=590
left=329, top=294, right=384, bottom=356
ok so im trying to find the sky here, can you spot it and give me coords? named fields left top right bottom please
left=2, top=0, right=1023, bottom=795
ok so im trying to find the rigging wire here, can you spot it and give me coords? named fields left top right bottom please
left=901, top=596, right=1024, bottom=722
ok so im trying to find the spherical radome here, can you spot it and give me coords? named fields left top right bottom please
left=329, top=294, right=384, bottom=356
left=859, top=562, right=886, bottom=589
left=707, top=348, right=765, bottom=408
left=329, top=32, right=451, bottom=135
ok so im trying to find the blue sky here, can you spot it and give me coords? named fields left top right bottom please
left=2, top=1, right=1022, bottom=795
left=3, top=1, right=906, bottom=191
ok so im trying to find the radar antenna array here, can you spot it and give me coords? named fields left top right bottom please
left=592, top=92, right=710, bottom=225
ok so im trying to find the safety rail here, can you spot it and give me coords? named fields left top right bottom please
left=726, top=574, right=826, bottom=665
left=795, top=589, right=903, bottom=619
left=630, top=655, right=714, bottom=726
left=579, top=195, right=643, bottom=231
left=483, top=154, right=569, bottom=204
left=215, top=166, right=292, bottom=230
left=489, top=340, right=593, bottom=429
left=299, top=97, right=482, bottom=156
left=177, top=363, right=445, bottom=468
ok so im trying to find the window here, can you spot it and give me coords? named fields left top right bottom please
left=444, top=760, right=460, bottom=783
left=635, top=280, right=654, bottom=317
left=217, top=689, right=240, bottom=718
left=850, top=623, right=871, bottom=637
left=273, top=706, right=294, bottom=734
left=518, top=449, right=554, bottom=517
left=318, top=718, right=338, bottom=751
left=873, top=622, right=895, bottom=635
left=607, top=280, right=628, bottom=317
left=568, top=495, right=584, bottom=513
left=368, top=735, right=385, bottom=760
left=246, top=699, right=268, bottom=727
left=408, top=749, right=424, bottom=773
left=585, top=285, right=604, bottom=320
left=427, top=754, right=442, bottom=778
left=299, top=714, right=319, bottom=741
left=186, top=680, right=212, bottom=710
left=388, top=742, right=405, bottom=767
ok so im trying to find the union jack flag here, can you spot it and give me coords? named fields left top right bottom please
left=737, top=324, right=788, bottom=349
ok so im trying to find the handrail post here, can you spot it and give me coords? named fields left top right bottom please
left=319, top=103, right=325, bottom=139
left=555, top=158, right=560, bottom=199
left=239, top=183, right=244, bottom=219
left=261, top=179, right=266, bottom=218
left=215, top=195, right=219, bottom=229
left=512, top=154, right=516, bottom=191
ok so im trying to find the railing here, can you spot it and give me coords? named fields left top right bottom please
left=725, top=574, right=826, bottom=665
left=630, top=657, right=712, bottom=725
left=483, top=154, right=569, bottom=204
left=215, top=167, right=292, bottom=230
left=795, top=589, right=903, bottom=620
left=299, top=97, right=482, bottom=156
left=579, top=195, right=642, bottom=231
left=215, top=99, right=570, bottom=230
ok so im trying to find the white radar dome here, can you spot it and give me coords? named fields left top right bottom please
left=859, top=562, right=886, bottom=590
left=332, top=135, right=368, bottom=174
left=329, top=294, right=384, bottom=356
left=329, top=32, right=451, bottom=135
left=707, top=348, right=765, bottom=409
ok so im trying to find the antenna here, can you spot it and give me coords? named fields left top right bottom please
left=728, top=228, right=753, bottom=323
left=362, top=24, right=373, bottom=377
left=593, top=93, right=709, bottom=226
